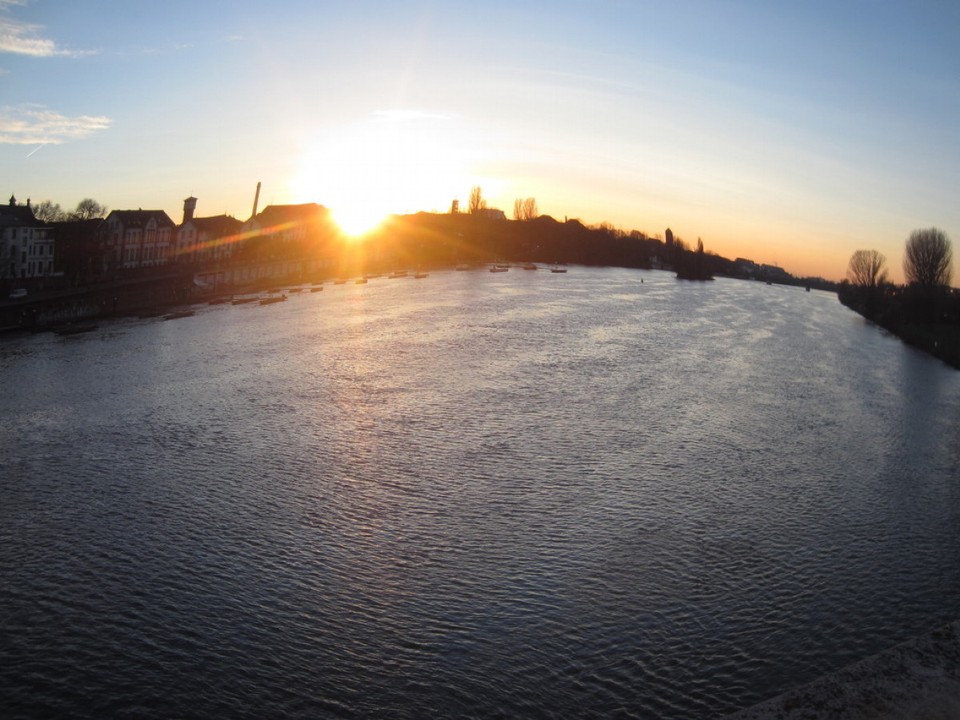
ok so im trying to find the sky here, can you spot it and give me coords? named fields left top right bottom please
left=2, top=0, right=958, bottom=283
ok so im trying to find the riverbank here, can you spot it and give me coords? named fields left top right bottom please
left=838, top=284, right=960, bottom=370
left=0, top=258, right=332, bottom=333
left=725, top=620, right=960, bottom=719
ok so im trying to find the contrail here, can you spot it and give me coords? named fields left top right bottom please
left=26, top=143, right=47, bottom=157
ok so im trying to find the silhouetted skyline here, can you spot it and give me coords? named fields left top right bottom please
left=2, top=0, right=958, bottom=283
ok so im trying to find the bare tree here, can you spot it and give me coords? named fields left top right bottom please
left=847, top=249, right=888, bottom=288
left=904, top=228, right=952, bottom=288
left=70, top=198, right=108, bottom=220
left=904, top=228, right=952, bottom=287
left=31, top=200, right=67, bottom=222
left=512, top=197, right=538, bottom=221
left=522, top=197, right=537, bottom=221
left=468, top=186, right=486, bottom=215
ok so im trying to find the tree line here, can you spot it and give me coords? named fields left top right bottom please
left=30, top=198, right=108, bottom=223
left=841, top=228, right=959, bottom=368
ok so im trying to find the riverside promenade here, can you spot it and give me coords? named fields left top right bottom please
left=726, top=620, right=960, bottom=720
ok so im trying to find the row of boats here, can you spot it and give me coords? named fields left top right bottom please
left=334, top=271, right=430, bottom=283
left=482, top=263, right=567, bottom=273
left=52, top=263, right=569, bottom=337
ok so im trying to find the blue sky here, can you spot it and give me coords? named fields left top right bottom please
left=2, top=0, right=958, bottom=282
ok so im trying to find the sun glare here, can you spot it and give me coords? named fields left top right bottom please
left=332, top=204, right=386, bottom=237
left=292, top=112, right=471, bottom=238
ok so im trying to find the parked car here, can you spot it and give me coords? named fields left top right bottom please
left=8, top=288, right=27, bottom=299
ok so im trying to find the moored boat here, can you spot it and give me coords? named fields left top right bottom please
left=54, top=323, right=98, bottom=336
left=259, top=295, right=287, bottom=305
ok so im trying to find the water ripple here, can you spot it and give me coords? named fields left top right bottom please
left=1, top=270, right=959, bottom=719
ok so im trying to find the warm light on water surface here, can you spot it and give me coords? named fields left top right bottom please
left=2, top=268, right=959, bottom=719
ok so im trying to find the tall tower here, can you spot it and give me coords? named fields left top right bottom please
left=251, top=181, right=262, bottom=219
left=183, top=196, right=197, bottom=224
left=665, top=227, right=674, bottom=246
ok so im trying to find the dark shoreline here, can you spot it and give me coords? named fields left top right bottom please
left=838, top=285, right=960, bottom=370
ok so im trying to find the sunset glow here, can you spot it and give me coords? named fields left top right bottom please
left=2, top=1, right=958, bottom=282
left=291, top=111, right=473, bottom=237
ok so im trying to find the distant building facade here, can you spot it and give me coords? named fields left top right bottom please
left=176, top=215, right=244, bottom=264
left=477, top=207, right=506, bottom=221
left=0, top=196, right=55, bottom=281
left=175, top=197, right=243, bottom=265
left=240, top=203, right=334, bottom=260
left=189, top=203, right=335, bottom=290
left=52, top=219, right=104, bottom=284
left=100, top=209, right=176, bottom=270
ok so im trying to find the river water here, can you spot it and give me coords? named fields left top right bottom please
left=2, top=267, right=959, bottom=719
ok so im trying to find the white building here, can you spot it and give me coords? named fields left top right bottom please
left=0, top=196, right=55, bottom=280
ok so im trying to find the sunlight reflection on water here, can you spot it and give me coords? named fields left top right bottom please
left=2, top=268, right=959, bottom=719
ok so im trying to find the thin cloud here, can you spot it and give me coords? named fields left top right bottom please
left=0, top=2, right=94, bottom=57
left=0, top=105, right=111, bottom=144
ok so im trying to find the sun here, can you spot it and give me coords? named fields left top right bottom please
left=331, top=202, right=386, bottom=238
left=291, top=112, right=471, bottom=238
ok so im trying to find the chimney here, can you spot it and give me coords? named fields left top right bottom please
left=251, top=181, right=261, bottom=219
left=183, top=196, right=197, bottom=224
